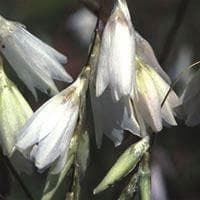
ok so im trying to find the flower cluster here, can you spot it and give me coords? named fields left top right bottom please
left=0, top=0, right=184, bottom=175
left=90, top=0, right=180, bottom=147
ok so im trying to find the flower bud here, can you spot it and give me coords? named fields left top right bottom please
left=0, top=60, right=33, bottom=156
left=93, top=136, right=150, bottom=194
left=16, top=67, right=90, bottom=173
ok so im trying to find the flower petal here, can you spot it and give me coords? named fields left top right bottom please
left=0, top=16, right=73, bottom=98
left=136, top=65, right=162, bottom=132
left=135, top=32, right=171, bottom=84
left=96, top=0, right=135, bottom=101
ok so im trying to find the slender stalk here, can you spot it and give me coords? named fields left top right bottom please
left=139, top=152, right=151, bottom=200
left=161, top=60, right=200, bottom=107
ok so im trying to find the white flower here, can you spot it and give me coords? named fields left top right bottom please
left=95, top=0, right=135, bottom=101
left=90, top=86, right=140, bottom=147
left=0, top=60, right=33, bottom=156
left=16, top=69, right=89, bottom=173
left=0, top=15, right=73, bottom=99
left=89, top=31, right=139, bottom=147
left=182, top=70, right=200, bottom=126
left=135, top=56, right=180, bottom=132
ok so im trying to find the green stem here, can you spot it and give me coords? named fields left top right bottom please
left=139, top=152, right=151, bottom=200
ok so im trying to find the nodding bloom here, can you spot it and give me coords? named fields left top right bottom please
left=96, top=0, right=135, bottom=101
left=181, top=69, right=200, bottom=126
left=16, top=67, right=89, bottom=173
left=135, top=56, right=181, bottom=132
left=0, top=59, right=33, bottom=156
left=90, top=31, right=139, bottom=147
left=0, top=15, right=73, bottom=99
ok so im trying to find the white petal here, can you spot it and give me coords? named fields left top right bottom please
left=50, top=148, right=69, bottom=174
left=96, top=0, right=135, bottom=101
left=105, top=128, right=124, bottom=147
left=0, top=18, right=72, bottom=97
left=33, top=106, right=79, bottom=170
left=135, top=32, right=171, bottom=84
left=161, top=102, right=177, bottom=126
left=121, top=98, right=140, bottom=135
left=91, top=85, right=139, bottom=147
left=136, top=67, right=162, bottom=132
left=16, top=95, right=67, bottom=151
left=145, top=66, right=180, bottom=125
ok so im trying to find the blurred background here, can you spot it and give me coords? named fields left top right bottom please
left=0, top=0, right=200, bottom=199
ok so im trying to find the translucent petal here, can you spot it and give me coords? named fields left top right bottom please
left=0, top=18, right=73, bottom=97
left=136, top=67, right=162, bottom=132
left=135, top=32, right=171, bottom=84
left=96, top=0, right=135, bottom=101
left=33, top=106, right=79, bottom=170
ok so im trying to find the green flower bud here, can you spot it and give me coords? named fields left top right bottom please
left=93, top=136, right=150, bottom=194
left=0, top=60, right=33, bottom=156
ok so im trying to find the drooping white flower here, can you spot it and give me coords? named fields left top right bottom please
left=89, top=31, right=139, bottom=147
left=16, top=68, right=89, bottom=173
left=0, top=15, right=73, bottom=99
left=181, top=69, right=200, bottom=126
left=0, top=59, right=33, bottom=156
left=96, top=0, right=135, bottom=101
left=135, top=56, right=181, bottom=132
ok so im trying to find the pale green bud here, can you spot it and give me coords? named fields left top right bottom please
left=0, top=61, right=33, bottom=156
left=93, top=136, right=150, bottom=194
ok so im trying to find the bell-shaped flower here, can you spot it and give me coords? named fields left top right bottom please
left=95, top=0, right=135, bottom=101
left=0, top=59, right=33, bottom=156
left=16, top=67, right=89, bottom=173
left=135, top=56, right=181, bottom=132
left=89, top=31, right=139, bottom=147
left=0, top=15, right=73, bottom=99
left=181, top=69, right=200, bottom=126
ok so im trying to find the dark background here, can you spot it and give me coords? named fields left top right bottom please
left=0, top=0, right=200, bottom=199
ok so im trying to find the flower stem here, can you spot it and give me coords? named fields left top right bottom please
left=139, top=152, right=151, bottom=200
